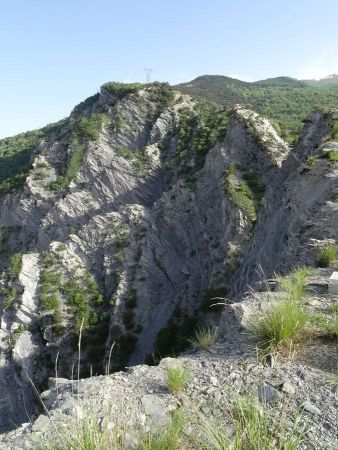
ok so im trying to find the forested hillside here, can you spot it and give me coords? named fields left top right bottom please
left=176, top=75, right=338, bottom=141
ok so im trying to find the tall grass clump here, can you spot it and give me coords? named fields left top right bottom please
left=165, top=366, right=189, bottom=393
left=188, top=326, right=218, bottom=350
left=195, top=396, right=305, bottom=450
left=40, top=410, right=187, bottom=450
left=249, top=267, right=310, bottom=354
left=140, top=409, right=186, bottom=450
left=317, top=244, right=338, bottom=267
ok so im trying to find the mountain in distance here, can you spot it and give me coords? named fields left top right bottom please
left=303, top=73, right=338, bottom=88
left=175, top=74, right=338, bottom=140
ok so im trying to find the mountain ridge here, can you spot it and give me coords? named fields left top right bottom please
left=0, top=82, right=337, bottom=447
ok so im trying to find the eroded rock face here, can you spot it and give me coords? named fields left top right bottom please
left=0, top=83, right=337, bottom=431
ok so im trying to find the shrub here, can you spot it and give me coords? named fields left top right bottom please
left=116, top=147, right=149, bottom=171
left=9, top=253, right=22, bottom=279
left=277, top=266, right=310, bottom=302
left=250, top=300, right=309, bottom=353
left=50, top=145, right=86, bottom=192
left=0, top=120, right=64, bottom=196
left=73, top=113, right=105, bottom=142
left=331, top=118, right=338, bottom=140
left=225, top=164, right=257, bottom=224
left=249, top=267, right=310, bottom=353
left=152, top=316, right=198, bottom=360
left=312, top=313, right=338, bottom=339
left=2, top=288, right=16, bottom=310
left=242, top=171, right=266, bottom=204
left=317, top=244, right=338, bottom=267
left=321, top=150, right=338, bottom=162
left=188, top=326, right=218, bottom=349
left=165, top=366, right=189, bottom=393
left=102, top=82, right=144, bottom=98
left=306, top=156, right=316, bottom=166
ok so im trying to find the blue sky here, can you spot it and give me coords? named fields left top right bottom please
left=1, top=0, right=338, bottom=138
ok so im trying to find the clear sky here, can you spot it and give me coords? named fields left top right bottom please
left=1, top=0, right=338, bottom=138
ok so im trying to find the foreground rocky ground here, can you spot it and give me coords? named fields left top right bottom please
left=0, top=281, right=336, bottom=450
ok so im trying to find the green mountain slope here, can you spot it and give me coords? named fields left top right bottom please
left=0, top=121, right=65, bottom=195
left=175, top=75, right=338, bottom=141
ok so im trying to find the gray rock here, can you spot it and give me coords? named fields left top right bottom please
left=141, top=395, right=170, bottom=427
left=302, top=401, right=321, bottom=416
left=282, top=381, right=296, bottom=395
left=258, top=385, right=281, bottom=403
left=32, top=414, right=50, bottom=432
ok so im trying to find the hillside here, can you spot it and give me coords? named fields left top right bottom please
left=0, top=82, right=337, bottom=448
left=304, top=74, right=338, bottom=88
left=175, top=75, right=338, bottom=141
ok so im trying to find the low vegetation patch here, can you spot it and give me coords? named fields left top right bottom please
left=0, top=121, right=64, bottom=196
left=331, top=117, right=338, bottom=140
left=40, top=409, right=186, bottom=450
left=146, top=315, right=198, bottom=364
left=323, top=150, right=338, bottom=162
left=317, top=243, right=338, bottom=267
left=310, top=301, right=338, bottom=341
left=117, top=147, right=149, bottom=171
left=174, top=104, right=229, bottom=175
left=249, top=267, right=310, bottom=354
left=188, top=326, right=218, bottom=349
left=40, top=395, right=305, bottom=450
left=73, top=113, right=106, bottom=143
left=50, top=145, right=86, bottom=192
left=196, top=395, right=305, bottom=450
left=225, top=164, right=257, bottom=224
left=102, top=81, right=145, bottom=98
left=165, top=366, right=189, bottom=393
left=8, top=252, right=22, bottom=279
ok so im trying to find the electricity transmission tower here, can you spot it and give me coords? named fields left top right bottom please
left=144, top=67, right=153, bottom=83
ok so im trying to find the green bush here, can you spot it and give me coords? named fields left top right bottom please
left=331, top=118, right=338, bottom=140
left=9, top=253, right=22, bottom=279
left=73, top=113, right=105, bottom=142
left=317, top=244, right=338, bottom=267
left=50, top=145, right=86, bottom=191
left=2, top=288, right=16, bottom=310
left=151, top=316, right=198, bottom=361
left=312, top=313, right=338, bottom=340
left=116, top=147, right=149, bottom=171
left=0, top=121, right=64, bottom=195
left=102, top=82, right=145, bottom=98
left=242, top=171, right=266, bottom=204
left=225, top=165, right=257, bottom=224
left=250, top=267, right=310, bottom=353
left=321, top=150, right=338, bottom=162
left=174, top=105, right=229, bottom=175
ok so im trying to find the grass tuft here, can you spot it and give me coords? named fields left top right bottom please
left=188, top=327, right=218, bottom=349
left=165, top=366, right=189, bottom=394
left=317, top=244, right=338, bottom=267
left=195, top=395, right=305, bottom=450
left=249, top=267, right=310, bottom=354
left=40, top=409, right=186, bottom=450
